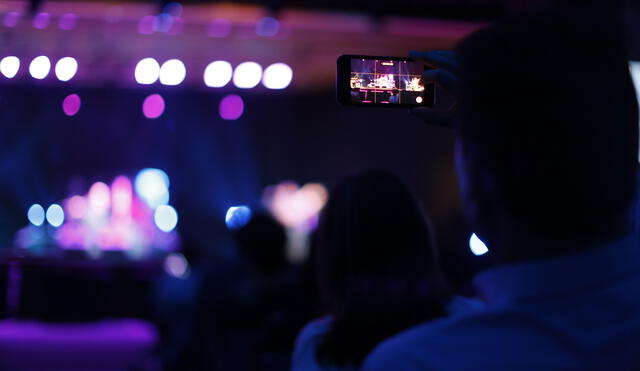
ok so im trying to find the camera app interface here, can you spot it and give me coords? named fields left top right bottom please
left=349, top=58, right=425, bottom=105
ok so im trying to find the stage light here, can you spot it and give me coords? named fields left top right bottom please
left=154, top=205, right=178, bottom=232
left=416, top=96, right=423, bottom=103
left=0, top=56, right=20, bottom=78
left=159, top=59, right=186, bottom=86
left=142, top=94, right=165, bottom=119
left=112, top=176, right=133, bottom=217
left=27, top=204, right=45, bottom=226
left=256, top=16, right=279, bottom=37
left=33, top=12, right=50, bottom=29
left=262, top=63, right=292, bottom=89
left=469, top=233, right=489, bottom=256
left=219, top=94, right=244, bottom=120
left=135, top=168, right=170, bottom=209
left=88, top=182, right=111, bottom=214
left=233, top=62, right=262, bottom=89
left=225, top=206, right=252, bottom=230
left=55, top=57, right=78, bottom=81
left=4, top=12, right=20, bottom=28
left=204, top=61, right=233, bottom=87
left=59, top=13, right=77, bottom=30
left=62, top=94, right=81, bottom=116
left=66, top=196, right=88, bottom=220
left=208, top=19, right=231, bottom=38
left=164, top=252, right=190, bottom=278
left=46, top=204, right=65, bottom=227
left=138, top=15, right=155, bottom=34
left=135, top=58, right=160, bottom=85
left=29, top=56, right=51, bottom=79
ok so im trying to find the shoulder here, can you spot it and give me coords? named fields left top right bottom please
left=363, top=308, right=584, bottom=370
left=292, top=317, right=333, bottom=371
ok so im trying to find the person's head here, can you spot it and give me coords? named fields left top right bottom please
left=235, top=212, right=288, bottom=275
left=315, top=170, right=448, bottom=367
left=456, top=12, right=638, bottom=262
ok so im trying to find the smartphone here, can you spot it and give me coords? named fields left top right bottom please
left=337, top=55, right=435, bottom=107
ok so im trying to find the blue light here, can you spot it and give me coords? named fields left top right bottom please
left=135, top=168, right=170, bottom=209
left=225, top=206, right=252, bottom=230
left=46, top=204, right=65, bottom=227
left=154, top=205, right=178, bottom=232
left=27, top=204, right=45, bottom=226
left=469, top=233, right=489, bottom=256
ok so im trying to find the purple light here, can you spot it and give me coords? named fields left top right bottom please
left=138, top=15, right=155, bottom=34
left=219, top=94, right=244, bottom=120
left=143, top=94, right=165, bottom=119
left=33, top=12, right=50, bottom=29
left=154, top=13, right=172, bottom=33
left=4, top=12, right=20, bottom=28
left=208, top=19, right=231, bottom=38
left=62, top=94, right=81, bottom=116
left=256, top=16, right=280, bottom=37
left=58, top=13, right=77, bottom=30
left=112, top=175, right=133, bottom=217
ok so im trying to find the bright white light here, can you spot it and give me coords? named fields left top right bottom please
left=416, top=96, right=423, bottom=103
left=469, top=233, right=489, bottom=256
left=262, top=63, right=292, bottom=89
left=204, top=60, right=233, bottom=87
left=0, top=56, right=20, bottom=78
left=135, top=58, right=160, bottom=85
left=29, top=56, right=51, bottom=79
left=54, top=57, right=78, bottom=81
left=154, top=205, right=178, bottom=232
left=164, top=252, right=190, bottom=278
left=27, top=204, right=45, bottom=226
left=159, top=59, right=186, bottom=86
left=135, top=168, right=170, bottom=209
left=233, top=61, right=262, bottom=89
left=225, top=206, right=252, bottom=230
left=46, top=204, right=65, bottom=227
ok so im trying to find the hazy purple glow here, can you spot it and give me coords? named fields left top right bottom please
left=143, top=94, right=165, bottom=119
left=33, top=13, right=50, bottom=29
left=219, top=94, right=244, bottom=120
left=59, top=13, right=77, bottom=30
left=62, top=94, right=81, bottom=116
left=208, top=19, right=231, bottom=38
left=256, top=17, right=280, bottom=37
left=4, top=12, right=20, bottom=28
left=138, top=15, right=155, bottom=34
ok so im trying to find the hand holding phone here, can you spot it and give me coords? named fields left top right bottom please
left=337, top=55, right=435, bottom=108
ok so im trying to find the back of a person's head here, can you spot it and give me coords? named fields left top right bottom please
left=457, top=12, right=638, bottom=257
left=315, top=170, right=448, bottom=367
left=235, top=212, right=288, bottom=275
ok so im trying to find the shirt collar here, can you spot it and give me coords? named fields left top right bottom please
left=473, top=234, right=640, bottom=305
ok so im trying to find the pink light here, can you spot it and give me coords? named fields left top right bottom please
left=142, top=94, right=165, bottom=119
left=208, top=19, right=231, bottom=37
left=66, top=195, right=88, bottom=220
left=138, top=15, right=155, bottom=34
left=59, top=13, right=77, bottom=30
left=88, top=181, right=111, bottom=214
left=62, top=94, right=81, bottom=116
left=33, top=12, right=50, bottom=29
left=219, top=94, right=244, bottom=120
left=4, top=12, right=20, bottom=28
left=112, top=176, right=133, bottom=217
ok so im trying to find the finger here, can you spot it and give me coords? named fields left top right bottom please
left=422, top=69, right=460, bottom=94
left=410, top=108, right=454, bottom=128
left=409, top=50, right=459, bottom=71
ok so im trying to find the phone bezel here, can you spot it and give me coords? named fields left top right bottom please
left=336, top=54, right=435, bottom=108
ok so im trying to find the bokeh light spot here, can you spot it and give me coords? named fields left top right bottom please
left=262, top=63, right=293, bottom=89
left=159, top=59, right=186, bottom=86
left=204, top=61, right=233, bottom=87
left=46, top=204, right=65, bottom=227
left=62, top=94, right=81, bottom=116
left=469, top=233, right=489, bottom=256
left=135, top=58, right=160, bottom=85
left=29, top=56, right=51, bottom=79
left=164, top=252, right=190, bottom=278
left=154, top=205, right=178, bottom=232
left=219, top=94, right=244, bottom=120
left=0, top=56, right=20, bottom=78
left=55, top=57, right=78, bottom=81
left=225, top=206, right=252, bottom=230
left=142, top=94, right=165, bottom=119
left=233, top=62, right=262, bottom=89
left=135, top=168, right=170, bottom=209
left=27, top=204, right=45, bottom=226
left=256, top=16, right=280, bottom=37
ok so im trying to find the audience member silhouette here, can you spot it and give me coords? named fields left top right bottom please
left=292, top=170, right=456, bottom=370
left=364, top=12, right=640, bottom=370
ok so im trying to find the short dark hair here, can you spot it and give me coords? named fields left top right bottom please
left=457, top=13, right=638, bottom=246
left=315, top=170, right=449, bottom=367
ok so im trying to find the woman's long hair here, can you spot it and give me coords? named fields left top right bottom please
left=315, top=170, right=450, bottom=367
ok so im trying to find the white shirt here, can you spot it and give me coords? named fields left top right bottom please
left=363, top=235, right=640, bottom=370
left=292, top=298, right=483, bottom=371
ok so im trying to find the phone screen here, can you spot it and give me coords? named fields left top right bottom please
left=349, top=57, right=426, bottom=105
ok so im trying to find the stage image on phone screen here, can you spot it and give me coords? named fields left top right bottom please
left=349, top=58, right=425, bottom=105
